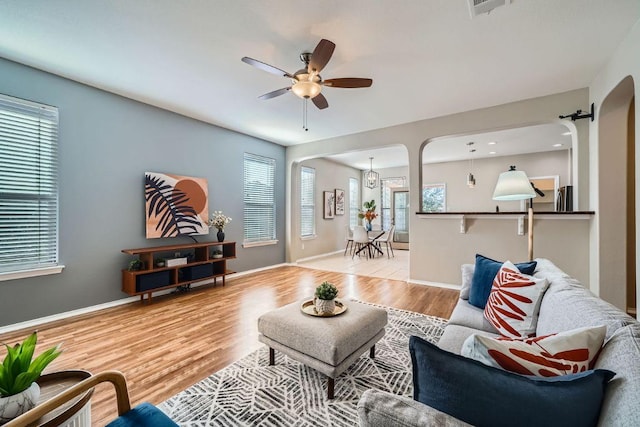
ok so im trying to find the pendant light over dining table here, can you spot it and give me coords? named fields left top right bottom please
left=364, top=157, right=379, bottom=189
left=467, top=142, right=476, bottom=188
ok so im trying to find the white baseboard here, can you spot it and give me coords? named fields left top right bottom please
left=408, top=278, right=461, bottom=291
left=0, top=263, right=290, bottom=335
left=295, top=250, right=343, bottom=263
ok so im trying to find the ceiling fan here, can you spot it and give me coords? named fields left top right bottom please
left=241, top=39, right=373, bottom=110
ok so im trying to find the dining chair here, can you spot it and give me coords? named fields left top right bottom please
left=343, top=225, right=354, bottom=256
left=378, top=225, right=396, bottom=258
left=352, top=226, right=371, bottom=259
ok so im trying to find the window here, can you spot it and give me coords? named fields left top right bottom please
left=381, top=177, right=406, bottom=230
left=422, top=183, right=446, bottom=212
left=0, top=94, right=60, bottom=278
left=243, top=153, right=276, bottom=245
left=349, top=177, right=359, bottom=229
left=300, top=166, right=315, bottom=237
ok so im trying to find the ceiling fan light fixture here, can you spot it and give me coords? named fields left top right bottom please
left=291, top=80, right=322, bottom=99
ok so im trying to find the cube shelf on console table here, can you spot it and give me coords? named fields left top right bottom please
left=121, top=241, right=236, bottom=302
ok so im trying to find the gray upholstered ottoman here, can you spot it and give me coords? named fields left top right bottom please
left=258, top=300, right=388, bottom=399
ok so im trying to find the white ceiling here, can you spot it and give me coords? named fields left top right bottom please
left=0, top=0, right=638, bottom=152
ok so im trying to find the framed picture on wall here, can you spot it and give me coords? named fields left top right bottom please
left=323, top=191, right=335, bottom=219
left=335, top=189, right=345, bottom=215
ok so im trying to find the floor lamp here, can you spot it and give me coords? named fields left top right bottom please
left=492, top=166, right=537, bottom=261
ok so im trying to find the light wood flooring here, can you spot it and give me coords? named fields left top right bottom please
left=297, top=248, right=409, bottom=281
left=0, top=266, right=458, bottom=426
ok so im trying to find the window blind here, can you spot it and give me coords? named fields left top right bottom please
left=243, top=153, right=276, bottom=242
left=300, top=166, right=315, bottom=237
left=381, top=177, right=406, bottom=230
left=349, top=177, right=359, bottom=229
left=0, top=94, right=59, bottom=273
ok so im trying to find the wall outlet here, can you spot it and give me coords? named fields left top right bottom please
left=301, top=243, right=304, bottom=250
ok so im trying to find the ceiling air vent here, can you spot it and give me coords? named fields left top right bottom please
left=468, top=0, right=509, bottom=18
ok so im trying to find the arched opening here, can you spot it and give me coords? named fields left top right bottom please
left=597, top=75, right=635, bottom=314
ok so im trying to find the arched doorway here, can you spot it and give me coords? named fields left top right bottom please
left=597, top=76, right=635, bottom=315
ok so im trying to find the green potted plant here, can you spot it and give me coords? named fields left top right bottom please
left=211, top=249, right=223, bottom=259
left=128, top=259, right=143, bottom=271
left=0, top=332, right=62, bottom=423
left=314, top=281, right=339, bottom=315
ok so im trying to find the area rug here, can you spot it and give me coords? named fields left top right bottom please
left=158, top=302, right=447, bottom=426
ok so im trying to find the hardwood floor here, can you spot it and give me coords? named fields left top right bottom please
left=0, top=266, right=458, bottom=426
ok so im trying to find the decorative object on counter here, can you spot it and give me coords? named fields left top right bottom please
left=492, top=165, right=537, bottom=260
left=145, top=172, right=208, bottom=239
left=358, top=199, right=378, bottom=231
left=212, top=249, right=223, bottom=259
left=364, top=157, right=379, bottom=189
left=208, top=210, right=232, bottom=242
left=0, top=332, right=62, bottom=424
left=128, top=259, right=143, bottom=271
left=314, top=281, right=339, bottom=315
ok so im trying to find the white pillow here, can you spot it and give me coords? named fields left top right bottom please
left=460, top=263, right=474, bottom=300
left=461, top=325, right=607, bottom=377
left=483, top=260, right=549, bottom=338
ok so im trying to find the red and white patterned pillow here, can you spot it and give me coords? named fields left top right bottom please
left=484, top=260, right=549, bottom=338
left=461, top=325, right=606, bottom=377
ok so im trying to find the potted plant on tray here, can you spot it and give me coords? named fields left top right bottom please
left=314, top=281, right=339, bottom=315
left=0, top=332, right=62, bottom=423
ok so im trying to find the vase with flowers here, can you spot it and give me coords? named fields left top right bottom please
left=358, top=200, right=378, bottom=231
left=208, top=210, right=232, bottom=242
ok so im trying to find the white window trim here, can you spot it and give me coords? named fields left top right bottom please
left=242, top=239, right=279, bottom=248
left=300, top=234, right=317, bottom=241
left=0, top=265, right=65, bottom=282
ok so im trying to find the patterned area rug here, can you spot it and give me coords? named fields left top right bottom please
left=159, top=302, right=447, bottom=426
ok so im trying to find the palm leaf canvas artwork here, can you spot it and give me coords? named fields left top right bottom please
left=145, top=172, right=209, bottom=238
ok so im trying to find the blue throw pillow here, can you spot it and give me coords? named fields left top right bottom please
left=468, top=254, right=537, bottom=309
left=410, top=336, right=614, bottom=427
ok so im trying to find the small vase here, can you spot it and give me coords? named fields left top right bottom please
left=366, top=222, right=372, bottom=232
left=0, top=382, right=40, bottom=424
left=314, top=298, right=336, bottom=315
left=217, top=230, right=225, bottom=242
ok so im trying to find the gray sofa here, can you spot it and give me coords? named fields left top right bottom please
left=358, top=258, right=640, bottom=426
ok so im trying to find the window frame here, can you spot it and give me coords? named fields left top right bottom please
left=422, top=182, right=447, bottom=212
left=349, top=177, right=359, bottom=230
left=242, top=153, right=277, bottom=248
left=0, top=94, right=63, bottom=281
left=300, top=166, right=316, bottom=239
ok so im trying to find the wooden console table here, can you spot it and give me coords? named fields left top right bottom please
left=122, top=241, right=236, bottom=301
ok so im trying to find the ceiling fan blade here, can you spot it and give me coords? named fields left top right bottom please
left=312, top=93, right=329, bottom=110
left=307, top=39, right=335, bottom=74
left=323, top=78, right=373, bottom=88
left=241, top=57, right=293, bottom=78
left=258, top=87, right=291, bottom=100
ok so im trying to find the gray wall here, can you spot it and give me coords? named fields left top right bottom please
left=0, top=57, right=286, bottom=326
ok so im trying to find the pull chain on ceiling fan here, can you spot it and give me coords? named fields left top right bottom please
left=241, top=39, right=373, bottom=130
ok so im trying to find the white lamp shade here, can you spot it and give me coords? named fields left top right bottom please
left=492, top=170, right=536, bottom=201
